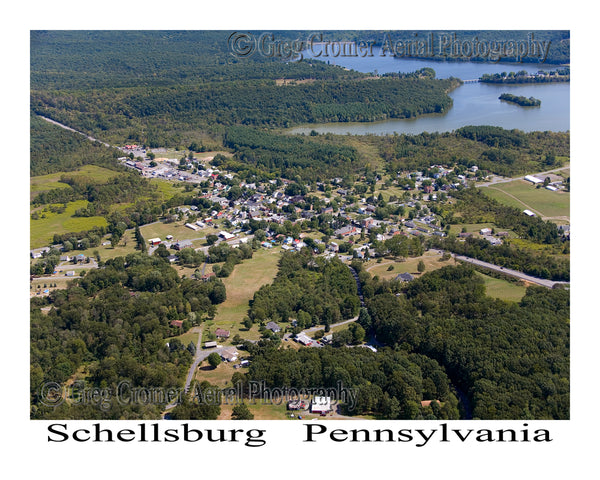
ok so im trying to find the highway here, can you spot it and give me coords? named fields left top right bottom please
left=451, top=253, right=568, bottom=288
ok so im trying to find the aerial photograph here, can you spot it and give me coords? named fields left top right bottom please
left=29, top=30, right=570, bottom=424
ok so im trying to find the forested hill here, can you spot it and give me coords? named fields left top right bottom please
left=31, top=31, right=569, bottom=92
left=30, top=31, right=363, bottom=90
left=31, top=76, right=459, bottom=147
left=30, top=114, right=122, bottom=176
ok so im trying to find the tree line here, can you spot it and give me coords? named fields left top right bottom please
left=377, top=127, right=568, bottom=178
left=248, top=250, right=359, bottom=330
left=223, top=126, right=361, bottom=182
left=447, top=188, right=567, bottom=245
left=427, top=235, right=569, bottom=281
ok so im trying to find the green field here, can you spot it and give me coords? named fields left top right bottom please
left=151, top=179, right=185, bottom=202
left=365, top=250, right=454, bottom=280
left=30, top=165, right=120, bottom=201
left=31, top=165, right=119, bottom=190
left=166, top=329, right=200, bottom=349
left=481, top=180, right=570, bottom=219
left=475, top=272, right=528, bottom=302
left=30, top=200, right=108, bottom=248
left=140, top=220, right=219, bottom=244
left=210, top=249, right=282, bottom=342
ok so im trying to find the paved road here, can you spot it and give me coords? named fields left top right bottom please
left=166, top=326, right=204, bottom=409
left=183, top=327, right=204, bottom=394
left=452, top=253, right=568, bottom=288
left=38, top=115, right=111, bottom=147
left=301, top=315, right=359, bottom=336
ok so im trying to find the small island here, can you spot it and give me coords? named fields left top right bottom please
left=499, top=93, right=541, bottom=107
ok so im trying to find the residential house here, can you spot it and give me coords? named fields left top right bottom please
left=361, top=217, right=375, bottom=228
left=220, top=349, right=239, bottom=362
left=295, top=333, right=313, bottom=346
left=215, top=328, right=230, bottom=339
left=334, top=225, right=358, bottom=237
left=483, top=235, right=502, bottom=246
left=395, top=273, right=414, bottom=282
left=30, top=247, right=50, bottom=259
left=173, top=239, right=193, bottom=250
left=200, top=272, right=216, bottom=282
left=266, top=321, right=281, bottom=333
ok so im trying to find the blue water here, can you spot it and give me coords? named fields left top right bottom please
left=289, top=46, right=569, bottom=135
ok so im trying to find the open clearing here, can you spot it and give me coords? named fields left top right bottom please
left=30, top=165, right=119, bottom=192
left=365, top=253, right=527, bottom=301
left=364, top=250, right=454, bottom=280
left=481, top=179, right=570, bottom=219
left=30, top=200, right=108, bottom=248
left=209, top=249, right=281, bottom=342
left=140, top=220, right=219, bottom=245
left=167, top=329, right=200, bottom=349
left=475, top=272, right=528, bottom=302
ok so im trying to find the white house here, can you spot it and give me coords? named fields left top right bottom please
left=311, top=396, right=331, bottom=414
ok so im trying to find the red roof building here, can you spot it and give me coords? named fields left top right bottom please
left=215, top=328, right=230, bottom=338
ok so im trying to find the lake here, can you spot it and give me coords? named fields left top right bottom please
left=289, top=48, right=569, bottom=135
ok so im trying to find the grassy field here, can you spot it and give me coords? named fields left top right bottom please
left=365, top=252, right=527, bottom=301
left=30, top=165, right=119, bottom=193
left=194, top=360, right=239, bottom=388
left=475, top=272, right=528, bottom=302
left=218, top=401, right=291, bottom=420
left=140, top=220, right=220, bottom=244
left=167, top=329, right=200, bottom=349
left=209, top=248, right=282, bottom=343
left=150, top=179, right=185, bottom=202
left=30, top=275, right=80, bottom=297
left=365, top=250, right=454, bottom=280
left=30, top=200, right=108, bottom=248
left=481, top=180, right=570, bottom=219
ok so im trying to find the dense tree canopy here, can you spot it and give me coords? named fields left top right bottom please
left=30, top=253, right=227, bottom=419
left=249, top=251, right=359, bottom=329
left=360, top=265, right=569, bottom=419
